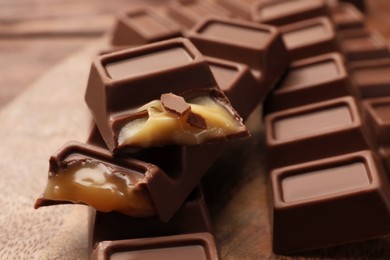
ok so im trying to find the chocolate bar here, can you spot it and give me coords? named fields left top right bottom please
left=271, top=150, right=390, bottom=254
left=280, top=16, right=340, bottom=61
left=206, top=56, right=263, bottom=120
left=166, top=0, right=232, bottom=29
left=350, top=58, right=390, bottom=99
left=363, top=97, right=390, bottom=147
left=251, top=0, right=330, bottom=26
left=264, top=53, right=355, bottom=113
left=188, top=17, right=288, bottom=86
left=340, top=28, right=390, bottom=62
left=111, top=7, right=182, bottom=47
left=330, top=2, right=365, bottom=31
left=265, top=96, right=375, bottom=169
left=85, top=38, right=248, bottom=153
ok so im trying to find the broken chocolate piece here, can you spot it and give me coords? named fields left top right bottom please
left=161, top=93, right=191, bottom=116
left=34, top=141, right=157, bottom=217
left=187, top=111, right=207, bottom=129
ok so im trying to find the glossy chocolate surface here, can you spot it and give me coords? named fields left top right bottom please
left=111, top=7, right=182, bottom=46
left=271, top=151, right=390, bottom=254
left=215, top=0, right=256, bottom=19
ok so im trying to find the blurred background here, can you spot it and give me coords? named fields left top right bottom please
left=0, top=0, right=389, bottom=107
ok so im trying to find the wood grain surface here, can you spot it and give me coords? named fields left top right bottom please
left=1, top=0, right=390, bottom=259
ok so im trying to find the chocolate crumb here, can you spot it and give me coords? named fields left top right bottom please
left=161, top=93, right=190, bottom=116
left=187, top=112, right=207, bottom=129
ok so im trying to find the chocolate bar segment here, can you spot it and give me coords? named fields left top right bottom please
left=206, top=56, right=262, bottom=120
left=363, top=97, right=390, bottom=147
left=271, top=150, right=390, bottom=253
left=36, top=128, right=227, bottom=221
left=111, top=7, right=182, bottom=47
left=34, top=141, right=157, bottom=217
left=90, top=187, right=218, bottom=259
left=350, top=58, right=390, bottom=99
left=188, top=17, right=288, bottom=86
left=330, top=2, right=365, bottom=31
left=85, top=38, right=248, bottom=152
left=265, top=96, right=374, bottom=169
left=215, top=0, right=256, bottom=20
left=280, top=16, right=340, bottom=61
left=340, top=28, right=390, bottom=62
left=166, top=0, right=232, bottom=29
left=251, top=0, right=330, bottom=26
left=264, top=53, right=355, bottom=113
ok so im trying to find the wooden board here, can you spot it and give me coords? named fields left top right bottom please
left=1, top=35, right=390, bottom=259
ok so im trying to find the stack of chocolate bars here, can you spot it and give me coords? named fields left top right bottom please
left=34, top=0, right=390, bottom=258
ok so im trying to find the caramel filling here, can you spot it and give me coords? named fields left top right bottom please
left=42, top=160, right=155, bottom=217
left=118, top=96, right=243, bottom=147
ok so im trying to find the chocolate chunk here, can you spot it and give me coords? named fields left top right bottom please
left=350, top=58, right=390, bottom=98
left=271, top=151, right=390, bottom=253
left=111, top=7, right=182, bottom=47
left=206, top=56, right=260, bottom=120
left=265, top=96, right=375, bottom=169
left=187, top=111, right=207, bottom=129
left=166, top=0, right=232, bottom=29
left=330, top=2, right=365, bottom=31
left=363, top=96, right=390, bottom=147
left=264, top=53, right=356, bottom=113
left=340, top=28, right=390, bottom=62
left=161, top=93, right=191, bottom=116
left=280, top=16, right=340, bottom=61
left=251, top=0, right=330, bottom=26
left=188, top=17, right=288, bottom=87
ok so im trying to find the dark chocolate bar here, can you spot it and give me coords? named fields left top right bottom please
left=280, top=16, right=340, bottom=61
left=166, top=0, right=232, bottom=29
left=251, top=0, right=330, bottom=26
left=340, top=28, right=390, bottom=62
left=85, top=38, right=248, bottom=153
left=330, top=2, right=365, bottom=31
left=265, top=96, right=375, bottom=169
left=111, top=7, right=182, bottom=47
left=350, top=58, right=390, bottom=99
left=188, top=17, right=288, bottom=87
left=271, top=150, right=390, bottom=254
left=264, top=53, right=355, bottom=113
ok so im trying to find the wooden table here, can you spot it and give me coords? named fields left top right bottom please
left=1, top=0, right=390, bottom=259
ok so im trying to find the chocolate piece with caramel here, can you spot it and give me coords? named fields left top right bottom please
left=85, top=38, right=248, bottom=153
